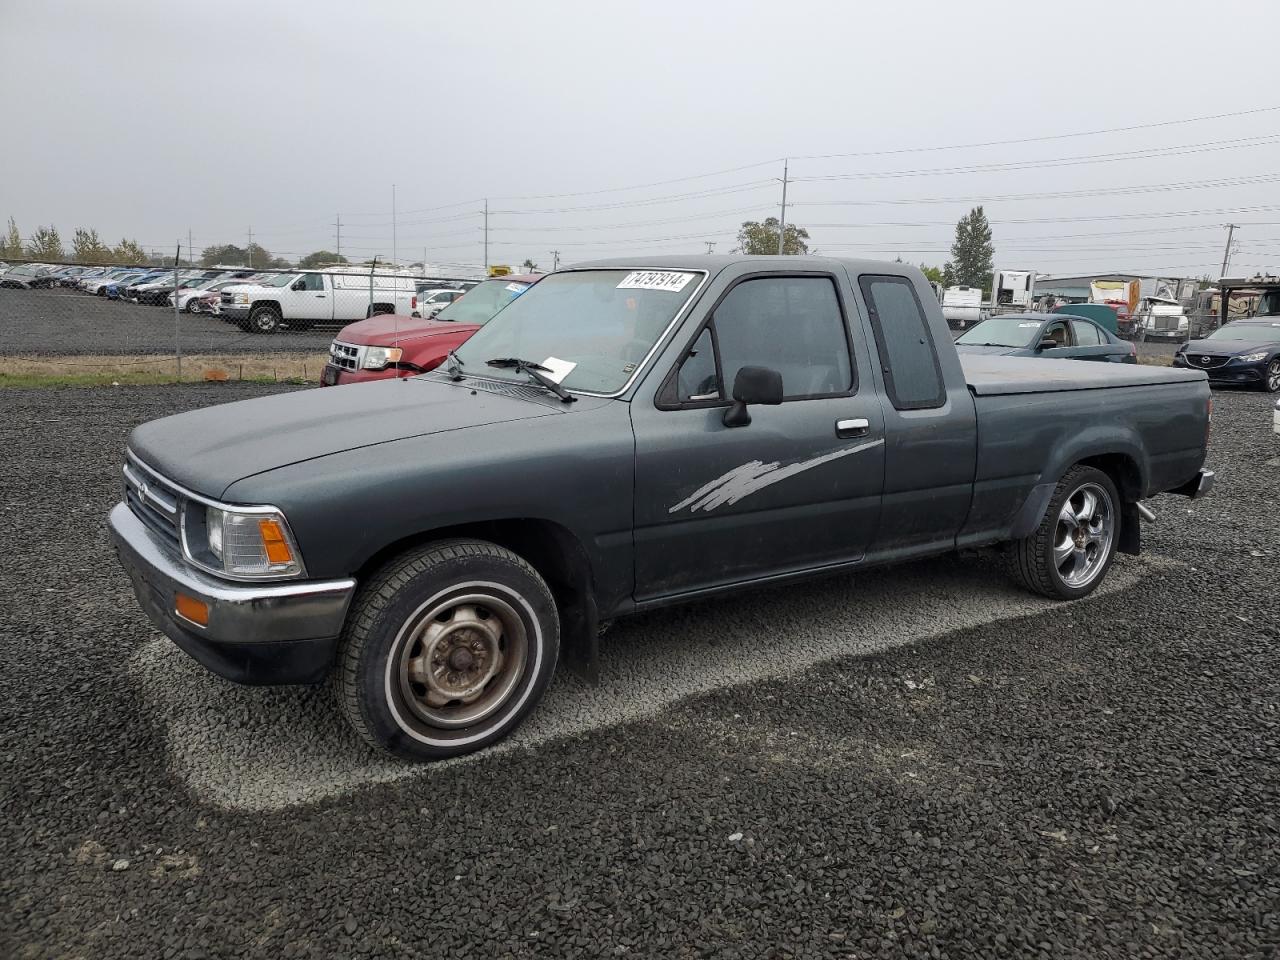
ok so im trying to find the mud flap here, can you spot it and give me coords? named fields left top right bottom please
left=558, top=589, right=601, bottom=684
left=1118, top=501, right=1141, bottom=556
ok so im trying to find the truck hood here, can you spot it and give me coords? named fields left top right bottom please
left=128, top=376, right=577, bottom=499
left=335, top=314, right=481, bottom=347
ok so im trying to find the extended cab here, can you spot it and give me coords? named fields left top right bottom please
left=320, top=274, right=539, bottom=386
left=111, top=256, right=1215, bottom=762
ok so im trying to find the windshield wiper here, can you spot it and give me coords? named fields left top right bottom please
left=485, top=357, right=576, bottom=403
left=444, top=349, right=464, bottom=380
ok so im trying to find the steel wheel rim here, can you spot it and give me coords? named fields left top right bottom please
left=1054, top=482, right=1114, bottom=588
left=393, top=591, right=528, bottom=730
left=1268, top=360, right=1280, bottom=391
left=254, top=313, right=276, bottom=332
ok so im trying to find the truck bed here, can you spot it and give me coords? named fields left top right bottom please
left=960, top=354, right=1206, bottom=396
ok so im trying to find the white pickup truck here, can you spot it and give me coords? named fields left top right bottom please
left=218, top=270, right=425, bottom=334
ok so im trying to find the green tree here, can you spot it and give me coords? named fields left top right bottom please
left=947, top=206, right=994, bottom=292
left=2, top=217, right=23, bottom=259
left=918, top=264, right=945, bottom=285
left=72, top=228, right=112, bottom=264
left=520, top=258, right=539, bottom=272
left=113, top=239, right=148, bottom=265
left=201, top=243, right=247, bottom=266
left=734, top=217, right=810, bottom=256
left=298, top=250, right=347, bottom=269
left=26, top=225, right=65, bottom=261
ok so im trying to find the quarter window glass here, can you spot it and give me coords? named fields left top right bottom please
left=677, top=327, right=719, bottom=400
left=713, top=277, right=852, bottom=398
left=1071, top=320, right=1102, bottom=345
left=859, top=276, right=945, bottom=410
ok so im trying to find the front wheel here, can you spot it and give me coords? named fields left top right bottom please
left=333, top=539, right=560, bottom=761
left=248, top=304, right=281, bottom=334
left=1264, top=358, right=1280, bottom=393
left=1007, top=465, right=1120, bottom=600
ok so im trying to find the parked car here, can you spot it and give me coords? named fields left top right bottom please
left=1172, top=319, right=1280, bottom=391
left=132, top=272, right=212, bottom=305
left=110, top=272, right=166, bottom=300
left=172, top=278, right=239, bottom=312
left=955, top=313, right=1136, bottom=363
left=111, top=256, right=1214, bottom=762
left=321, top=274, right=539, bottom=386
left=83, top=269, right=145, bottom=295
left=0, top=264, right=48, bottom=289
left=218, top=270, right=428, bottom=333
left=410, top=288, right=466, bottom=319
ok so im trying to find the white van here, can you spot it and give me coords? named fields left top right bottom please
left=941, top=286, right=984, bottom=329
left=218, top=270, right=426, bottom=333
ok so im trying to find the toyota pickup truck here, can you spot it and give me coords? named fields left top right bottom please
left=110, top=256, right=1215, bottom=762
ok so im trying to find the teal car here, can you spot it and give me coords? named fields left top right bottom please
left=955, top=313, right=1136, bottom=363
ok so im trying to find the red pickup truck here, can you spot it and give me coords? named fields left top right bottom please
left=321, top=274, right=540, bottom=386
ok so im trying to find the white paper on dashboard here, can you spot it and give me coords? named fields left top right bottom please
left=539, top=356, right=577, bottom=383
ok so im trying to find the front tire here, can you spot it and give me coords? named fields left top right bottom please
left=1264, top=358, right=1280, bottom=393
left=1008, top=465, right=1120, bottom=600
left=334, top=539, right=559, bottom=761
left=248, top=304, right=281, bottom=334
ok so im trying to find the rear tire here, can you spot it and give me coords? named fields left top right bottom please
left=1007, top=465, right=1120, bottom=600
left=248, top=304, right=281, bottom=334
left=1264, top=358, right=1280, bottom=393
left=333, top=539, right=560, bottom=761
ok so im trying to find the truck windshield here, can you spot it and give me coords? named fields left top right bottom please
left=451, top=269, right=701, bottom=394
left=261, top=274, right=297, bottom=287
left=435, top=278, right=530, bottom=325
left=955, top=316, right=1043, bottom=347
left=1256, top=290, right=1280, bottom=317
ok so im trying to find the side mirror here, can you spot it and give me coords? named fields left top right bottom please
left=723, top=365, right=783, bottom=428
left=1035, top=338, right=1057, bottom=352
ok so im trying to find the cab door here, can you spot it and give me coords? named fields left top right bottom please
left=631, top=269, right=885, bottom=601
left=292, top=273, right=333, bottom=321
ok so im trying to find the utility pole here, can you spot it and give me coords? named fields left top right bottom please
left=704, top=241, right=716, bottom=254
left=551, top=250, right=560, bottom=271
left=777, top=158, right=789, bottom=256
left=483, top=199, right=489, bottom=275
left=247, top=227, right=253, bottom=268
left=335, top=213, right=342, bottom=261
left=1219, top=223, right=1237, bottom=279
left=187, top=228, right=193, bottom=267
left=392, top=184, right=397, bottom=267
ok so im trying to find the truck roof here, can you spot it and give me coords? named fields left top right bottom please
left=573, top=254, right=920, bottom=275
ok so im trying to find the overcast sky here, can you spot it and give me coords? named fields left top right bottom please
left=3, top=0, right=1280, bottom=277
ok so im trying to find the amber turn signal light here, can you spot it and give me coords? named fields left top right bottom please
left=258, top=518, right=295, bottom=565
left=175, top=593, right=210, bottom=627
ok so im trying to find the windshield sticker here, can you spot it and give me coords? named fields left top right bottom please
left=505, top=282, right=526, bottom=293
left=538, top=356, right=577, bottom=384
left=1018, top=322, right=1040, bottom=327
left=669, top=440, right=885, bottom=514
left=617, top=271, right=695, bottom=292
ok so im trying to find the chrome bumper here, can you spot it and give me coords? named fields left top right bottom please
left=110, top=503, right=356, bottom=684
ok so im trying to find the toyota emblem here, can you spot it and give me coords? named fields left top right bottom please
left=137, top=481, right=149, bottom=505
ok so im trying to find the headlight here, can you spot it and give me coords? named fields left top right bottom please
left=362, top=346, right=403, bottom=370
left=1238, top=352, right=1268, bottom=363
left=234, top=293, right=249, bottom=304
left=202, top=505, right=304, bottom=579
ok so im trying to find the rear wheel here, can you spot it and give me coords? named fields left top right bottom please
left=333, top=539, right=559, bottom=761
left=1008, top=465, right=1120, bottom=600
left=248, top=304, right=281, bottom=334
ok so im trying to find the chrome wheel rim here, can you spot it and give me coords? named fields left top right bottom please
left=1268, top=360, right=1280, bottom=392
left=1054, top=482, right=1114, bottom=588
left=254, top=313, right=276, bottom=332
left=394, top=591, right=528, bottom=729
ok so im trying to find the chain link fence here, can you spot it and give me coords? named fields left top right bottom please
left=0, top=258, right=483, bottom=384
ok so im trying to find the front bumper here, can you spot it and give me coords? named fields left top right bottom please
left=1172, top=354, right=1265, bottom=384
left=319, top=362, right=399, bottom=386
left=110, top=502, right=356, bottom=685
left=219, top=304, right=250, bottom=321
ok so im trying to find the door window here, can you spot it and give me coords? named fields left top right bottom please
left=1042, top=320, right=1071, bottom=347
left=300, top=273, right=325, bottom=291
left=858, top=276, right=945, bottom=409
left=712, top=276, right=852, bottom=399
left=1071, top=319, right=1102, bottom=345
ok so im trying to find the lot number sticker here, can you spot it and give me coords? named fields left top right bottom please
left=617, top=271, right=695, bottom=292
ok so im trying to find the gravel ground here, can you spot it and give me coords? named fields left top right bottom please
left=3, top=383, right=1278, bottom=959
left=0, top=288, right=335, bottom=356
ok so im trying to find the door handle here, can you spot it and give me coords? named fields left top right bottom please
left=315, top=294, right=326, bottom=297
left=836, top=417, right=870, bottom=438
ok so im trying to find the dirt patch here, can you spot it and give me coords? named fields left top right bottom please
left=0, top=352, right=329, bottom=387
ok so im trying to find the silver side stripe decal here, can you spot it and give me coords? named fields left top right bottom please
left=669, top=439, right=885, bottom=514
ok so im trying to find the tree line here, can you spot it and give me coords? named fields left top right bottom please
left=733, top=205, right=995, bottom=293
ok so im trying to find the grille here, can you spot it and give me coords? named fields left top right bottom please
left=329, top=340, right=362, bottom=371
left=123, top=457, right=182, bottom=546
left=220, top=292, right=234, bottom=305
left=1189, top=354, right=1230, bottom=369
